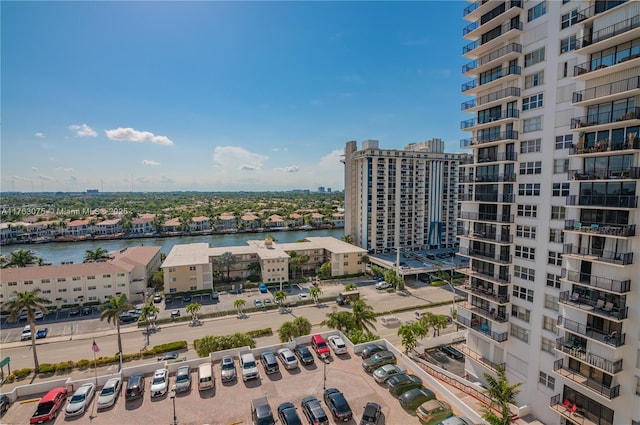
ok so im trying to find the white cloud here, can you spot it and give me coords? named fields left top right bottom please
left=35, top=132, right=45, bottom=138
left=105, top=127, right=174, bottom=145
left=142, top=160, right=160, bottom=166
left=277, top=165, right=300, bottom=173
left=64, top=168, right=74, bottom=172
left=69, top=123, right=97, bottom=137
left=318, top=149, right=344, bottom=169
left=213, top=146, right=268, bottom=171
left=38, top=174, right=53, bottom=181
left=31, top=167, right=38, bottom=172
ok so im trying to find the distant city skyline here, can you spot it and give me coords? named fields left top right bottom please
left=1, top=1, right=467, bottom=192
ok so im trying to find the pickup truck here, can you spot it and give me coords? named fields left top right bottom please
left=30, top=387, right=67, bottom=424
left=251, top=396, right=275, bottom=425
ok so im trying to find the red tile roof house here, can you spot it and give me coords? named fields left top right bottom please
left=310, top=213, right=325, bottom=226
left=289, top=213, right=304, bottom=227
left=94, top=218, right=122, bottom=235
left=64, top=219, right=93, bottom=237
left=189, top=216, right=211, bottom=231
left=162, top=218, right=181, bottom=233
left=241, top=213, right=261, bottom=230
left=265, top=214, right=286, bottom=228
left=331, top=213, right=345, bottom=228
left=131, top=215, right=156, bottom=234
left=216, top=213, right=238, bottom=231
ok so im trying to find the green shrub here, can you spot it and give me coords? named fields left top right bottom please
left=246, top=327, right=272, bottom=338
left=12, top=368, right=33, bottom=379
left=56, top=361, right=74, bottom=372
left=152, top=341, right=187, bottom=354
left=75, top=359, right=90, bottom=369
left=38, top=363, right=57, bottom=374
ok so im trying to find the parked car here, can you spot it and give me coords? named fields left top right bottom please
left=300, top=396, right=329, bottom=425
left=259, top=282, right=268, bottom=293
left=0, top=394, right=11, bottom=415
left=97, top=377, right=122, bottom=410
left=119, top=313, right=137, bottom=324
left=68, top=306, right=81, bottom=316
left=251, top=396, right=275, bottom=425
left=35, top=328, right=49, bottom=339
left=150, top=368, right=169, bottom=397
left=311, top=334, right=331, bottom=359
left=165, top=295, right=173, bottom=303
left=335, top=294, right=346, bottom=305
left=294, top=345, right=315, bottom=365
left=81, top=306, right=93, bottom=315
left=261, top=351, right=280, bottom=374
left=153, top=294, right=162, bottom=303
left=360, top=402, right=382, bottom=425
left=220, top=356, right=237, bottom=382
left=65, top=383, right=95, bottom=417
left=277, top=402, right=303, bottom=425
left=157, top=352, right=180, bottom=362
left=398, top=387, right=436, bottom=410
left=362, top=351, right=397, bottom=373
left=323, top=388, right=353, bottom=422
left=416, top=399, right=453, bottom=424
left=387, top=374, right=423, bottom=397
left=439, top=345, right=464, bottom=360
left=372, top=364, right=407, bottom=384
left=174, top=365, right=192, bottom=393
left=240, top=352, right=259, bottom=381
left=30, top=387, right=67, bottom=424
left=434, top=416, right=474, bottom=425
left=211, top=291, right=219, bottom=301
left=171, top=309, right=181, bottom=318
left=182, top=294, right=192, bottom=303
left=21, top=325, right=31, bottom=341
left=19, top=310, right=44, bottom=321
left=276, top=348, right=299, bottom=370
left=125, top=373, right=145, bottom=400
left=254, top=299, right=263, bottom=307
left=360, top=343, right=385, bottom=359
left=327, top=335, right=347, bottom=355
left=375, top=281, right=392, bottom=290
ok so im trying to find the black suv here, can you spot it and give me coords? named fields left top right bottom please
left=125, top=373, right=145, bottom=400
left=301, top=396, right=329, bottom=425
left=261, top=351, right=279, bottom=374
left=323, top=388, right=352, bottom=422
left=294, top=345, right=315, bottom=365
left=387, top=374, right=423, bottom=397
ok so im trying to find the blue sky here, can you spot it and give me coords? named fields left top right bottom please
left=1, top=1, right=467, bottom=192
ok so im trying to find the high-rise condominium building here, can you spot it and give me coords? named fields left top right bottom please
left=457, top=1, right=639, bottom=424
left=343, top=139, right=471, bottom=253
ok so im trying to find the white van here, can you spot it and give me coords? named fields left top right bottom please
left=239, top=352, right=259, bottom=381
left=381, top=315, right=400, bottom=326
left=198, top=362, right=214, bottom=390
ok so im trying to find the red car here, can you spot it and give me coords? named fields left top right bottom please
left=30, top=387, right=67, bottom=424
left=311, top=334, right=331, bottom=359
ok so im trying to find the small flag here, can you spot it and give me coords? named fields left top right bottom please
left=92, top=339, right=100, bottom=353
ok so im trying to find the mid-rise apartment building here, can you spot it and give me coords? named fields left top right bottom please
left=344, top=139, right=471, bottom=253
left=457, top=1, right=639, bottom=424
left=0, top=246, right=162, bottom=308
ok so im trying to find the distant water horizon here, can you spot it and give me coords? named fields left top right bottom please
left=1, top=228, right=344, bottom=265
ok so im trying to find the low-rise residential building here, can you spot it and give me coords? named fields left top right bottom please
left=64, top=219, right=93, bottom=237
left=215, top=213, right=237, bottom=231
left=264, top=214, right=286, bottom=229
left=240, top=213, right=260, bottom=230
left=131, top=214, right=156, bottom=234
left=190, top=216, right=211, bottom=232
left=162, top=218, right=181, bottom=233
left=94, top=219, right=122, bottom=235
left=331, top=213, right=345, bottom=228
left=288, top=213, right=304, bottom=227
left=310, top=213, right=324, bottom=226
left=161, top=236, right=367, bottom=293
left=0, top=246, right=162, bottom=308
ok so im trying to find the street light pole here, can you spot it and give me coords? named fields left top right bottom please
left=323, top=360, right=327, bottom=390
left=170, top=386, right=177, bottom=425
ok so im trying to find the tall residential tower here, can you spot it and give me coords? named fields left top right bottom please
left=457, top=1, right=639, bottom=424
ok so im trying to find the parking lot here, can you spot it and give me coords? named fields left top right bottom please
left=2, top=346, right=429, bottom=425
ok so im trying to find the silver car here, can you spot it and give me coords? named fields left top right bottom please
left=220, top=356, right=237, bottom=382
left=65, top=383, right=95, bottom=417
left=174, top=366, right=191, bottom=393
left=97, top=377, right=121, bottom=410
left=150, top=368, right=169, bottom=397
left=372, top=364, right=407, bottom=384
left=277, top=348, right=299, bottom=370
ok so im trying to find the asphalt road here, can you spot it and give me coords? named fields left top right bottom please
left=0, top=280, right=460, bottom=380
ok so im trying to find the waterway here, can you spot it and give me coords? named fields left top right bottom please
left=1, top=228, right=344, bottom=265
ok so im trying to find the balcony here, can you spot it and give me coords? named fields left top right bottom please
left=555, top=337, right=623, bottom=375
left=566, top=194, right=638, bottom=209
left=576, top=14, right=640, bottom=52
left=460, top=130, right=519, bottom=148
left=460, top=284, right=510, bottom=304
left=564, top=220, right=636, bottom=238
left=459, top=211, right=514, bottom=223
left=462, top=43, right=522, bottom=75
left=575, top=1, right=629, bottom=23
left=563, top=243, right=634, bottom=266
left=558, top=316, right=626, bottom=347
left=572, top=76, right=640, bottom=105
left=459, top=301, right=509, bottom=323
left=549, top=394, right=603, bottom=425
left=458, top=266, right=510, bottom=285
left=461, top=109, right=520, bottom=130
left=563, top=270, right=631, bottom=294
left=570, top=136, right=640, bottom=155
left=574, top=51, right=640, bottom=78
left=559, top=291, right=628, bottom=320
left=553, top=358, right=620, bottom=400
left=461, top=65, right=521, bottom=94
left=476, top=151, right=517, bottom=163
left=459, top=173, right=516, bottom=183
left=459, top=246, right=511, bottom=264
left=571, top=107, right=640, bottom=129
left=569, top=166, right=640, bottom=181
left=458, top=229, right=513, bottom=244
left=463, top=0, right=522, bottom=24
left=458, top=344, right=505, bottom=373
left=455, top=315, right=508, bottom=342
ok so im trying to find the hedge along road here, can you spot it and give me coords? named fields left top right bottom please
left=0, top=282, right=458, bottom=385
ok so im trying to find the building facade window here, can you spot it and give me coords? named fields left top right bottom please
left=512, top=305, right=531, bottom=322
left=549, top=229, right=564, bottom=243
left=548, top=251, right=563, bottom=266
left=519, top=161, right=542, bottom=175
left=555, top=134, right=573, bottom=149
left=539, top=371, right=555, bottom=389
left=515, top=245, right=536, bottom=260
left=523, top=116, right=542, bottom=132
left=511, top=323, right=530, bottom=342
left=524, top=47, right=545, bottom=67
left=518, top=183, right=541, bottom=196
left=553, top=159, right=569, bottom=174
left=560, top=35, right=577, bottom=53
left=524, top=71, right=544, bottom=89
left=517, top=204, right=537, bottom=217
left=561, top=9, right=578, bottom=29
left=551, top=206, right=566, bottom=220
left=514, top=266, right=535, bottom=282
left=527, top=1, right=547, bottom=22
left=543, top=315, right=557, bottom=333
left=523, top=94, right=543, bottom=110
left=513, top=284, right=534, bottom=301
left=552, top=183, right=570, bottom=196
left=541, top=337, right=555, bottom=354
left=520, top=138, right=541, bottom=153
left=516, top=225, right=536, bottom=239
left=546, top=273, right=561, bottom=289
left=544, top=294, right=559, bottom=311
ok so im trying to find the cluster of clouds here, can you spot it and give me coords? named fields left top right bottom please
left=66, top=123, right=174, bottom=145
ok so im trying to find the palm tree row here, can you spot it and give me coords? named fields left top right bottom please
left=321, top=299, right=379, bottom=344
left=1, top=248, right=43, bottom=268
left=397, top=312, right=451, bottom=353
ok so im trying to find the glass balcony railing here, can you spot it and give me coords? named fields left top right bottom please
left=459, top=211, right=514, bottom=223
left=559, top=291, right=628, bottom=320
left=460, top=130, right=519, bottom=148
left=459, top=246, right=512, bottom=264
left=553, top=358, right=621, bottom=399
left=562, top=269, right=631, bottom=293
left=457, top=345, right=505, bottom=373
left=563, top=243, right=634, bottom=265
left=555, top=337, right=623, bottom=374
left=564, top=219, right=636, bottom=237
left=455, top=315, right=508, bottom=342
left=572, top=76, right=640, bottom=103
left=558, top=315, right=626, bottom=347
left=460, top=284, right=510, bottom=304
left=458, top=266, right=510, bottom=285
left=566, top=194, right=638, bottom=209
left=574, top=50, right=640, bottom=77
left=577, top=14, right=640, bottom=49
left=569, top=166, right=640, bottom=181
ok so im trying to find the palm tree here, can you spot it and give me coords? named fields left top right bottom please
left=292, top=316, right=312, bottom=336
left=217, top=252, right=237, bottom=282
left=278, top=321, right=296, bottom=343
left=0, top=254, right=9, bottom=268
left=321, top=308, right=355, bottom=333
left=5, top=289, right=50, bottom=373
left=344, top=283, right=357, bottom=292
left=351, top=299, right=377, bottom=333
left=139, top=303, right=159, bottom=346
left=273, top=290, right=287, bottom=309
left=83, top=247, right=110, bottom=262
left=233, top=299, right=246, bottom=316
left=341, top=234, right=354, bottom=244
left=99, top=294, right=134, bottom=356
left=482, top=365, right=522, bottom=425
left=4, top=248, right=40, bottom=268
left=186, top=302, right=202, bottom=322
left=397, top=324, right=418, bottom=354
left=430, top=314, right=450, bottom=337
left=309, top=285, right=323, bottom=304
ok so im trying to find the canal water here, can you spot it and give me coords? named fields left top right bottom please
left=1, top=228, right=344, bottom=265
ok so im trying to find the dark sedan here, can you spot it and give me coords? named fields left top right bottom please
left=323, top=388, right=352, bottom=422
left=277, top=402, right=303, bottom=425
left=387, top=374, right=423, bottom=397
left=294, top=345, right=315, bottom=365
left=360, top=402, right=381, bottom=425
left=360, top=343, right=385, bottom=359
left=398, top=387, right=436, bottom=410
